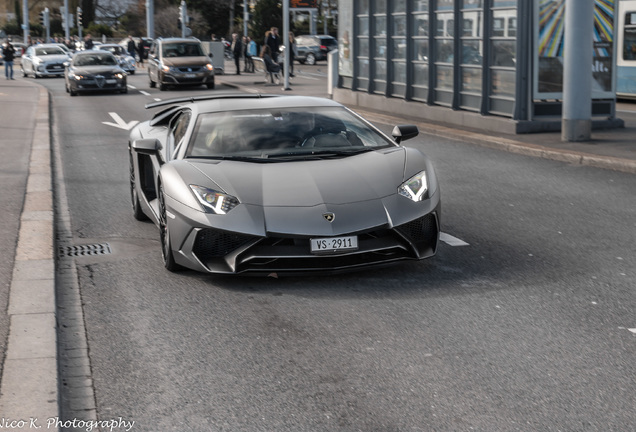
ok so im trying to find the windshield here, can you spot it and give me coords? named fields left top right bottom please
left=35, top=47, right=67, bottom=56
left=186, top=107, right=395, bottom=160
left=162, top=43, right=204, bottom=58
left=73, top=53, right=118, bottom=66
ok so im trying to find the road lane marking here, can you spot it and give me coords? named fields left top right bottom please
left=102, top=112, right=139, bottom=130
left=139, top=91, right=151, bottom=96
left=440, top=232, right=469, bottom=246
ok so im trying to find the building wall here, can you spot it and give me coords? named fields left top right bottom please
left=334, top=0, right=622, bottom=134
left=336, top=0, right=520, bottom=119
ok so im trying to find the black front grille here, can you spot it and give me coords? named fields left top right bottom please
left=177, top=66, right=203, bottom=73
left=395, top=214, right=437, bottom=243
left=193, top=229, right=255, bottom=259
left=394, top=213, right=439, bottom=256
left=45, top=64, right=65, bottom=73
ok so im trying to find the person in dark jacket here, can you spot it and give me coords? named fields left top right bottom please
left=265, top=27, right=280, bottom=62
left=231, top=33, right=243, bottom=75
left=2, top=40, right=16, bottom=80
left=137, top=40, right=145, bottom=68
left=84, top=34, right=94, bottom=50
left=127, top=36, right=137, bottom=59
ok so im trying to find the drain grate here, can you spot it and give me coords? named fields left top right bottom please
left=59, top=243, right=112, bottom=258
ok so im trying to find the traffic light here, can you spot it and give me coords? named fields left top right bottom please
left=77, top=7, right=82, bottom=27
left=39, top=8, right=49, bottom=27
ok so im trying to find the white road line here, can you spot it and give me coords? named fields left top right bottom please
left=128, top=84, right=137, bottom=89
left=139, top=90, right=151, bottom=96
left=440, top=232, right=470, bottom=246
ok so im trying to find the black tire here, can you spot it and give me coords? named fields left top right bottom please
left=69, top=87, right=78, bottom=96
left=149, top=74, right=156, bottom=88
left=206, top=82, right=215, bottom=90
left=159, top=184, right=181, bottom=272
left=306, top=53, right=316, bottom=66
left=159, top=82, right=167, bottom=91
left=129, top=150, right=149, bottom=221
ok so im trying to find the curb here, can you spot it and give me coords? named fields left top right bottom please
left=0, top=87, right=59, bottom=430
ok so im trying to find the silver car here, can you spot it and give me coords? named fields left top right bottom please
left=129, top=94, right=441, bottom=275
left=98, top=44, right=136, bottom=75
left=21, top=44, right=71, bottom=78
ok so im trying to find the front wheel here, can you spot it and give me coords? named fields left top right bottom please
left=129, top=150, right=148, bottom=221
left=159, top=184, right=181, bottom=272
left=305, top=53, right=316, bottom=66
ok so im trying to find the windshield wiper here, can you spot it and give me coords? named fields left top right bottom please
left=265, top=147, right=375, bottom=160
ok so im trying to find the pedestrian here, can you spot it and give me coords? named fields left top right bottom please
left=266, top=27, right=280, bottom=62
left=2, top=40, right=16, bottom=80
left=242, top=36, right=249, bottom=72
left=137, top=40, right=145, bottom=68
left=246, top=37, right=257, bottom=73
left=231, top=33, right=242, bottom=75
left=84, top=34, right=94, bottom=50
left=260, top=44, right=280, bottom=83
left=127, top=35, right=137, bottom=59
left=288, top=32, right=297, bottom=77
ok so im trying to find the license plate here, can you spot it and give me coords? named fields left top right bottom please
left=184, top=73, right=196, bottom=78
left=106, top=79, right=117, bottom=84
left=310, top=236, right=358, bottom=254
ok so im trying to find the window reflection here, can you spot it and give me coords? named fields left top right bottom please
left=491, top=69, right=515, bottom=97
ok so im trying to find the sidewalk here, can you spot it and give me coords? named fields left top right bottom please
left=0, top=78, right=58, bottom=430
left=0, top=66, right=634, bottom=430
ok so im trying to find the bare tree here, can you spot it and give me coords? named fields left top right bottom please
left=95, top=0, right=129, bottom=28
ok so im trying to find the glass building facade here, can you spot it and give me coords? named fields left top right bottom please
left=335, top=0, right=621, bottom=133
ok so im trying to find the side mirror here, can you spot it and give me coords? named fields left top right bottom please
left=208, top=53, right=213, bottom=58
left=392, top=125, right=419, bottom=144
left=132, top=138, right=162, bottom=155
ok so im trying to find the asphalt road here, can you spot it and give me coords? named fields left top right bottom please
left=37, top=69, right=636, bottom=431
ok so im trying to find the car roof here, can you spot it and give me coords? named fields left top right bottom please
left=157, top=38, right=201, bottom=44
left=75, top=50, right=116, bottom=56
left=147, top=94, right=343, bottom=115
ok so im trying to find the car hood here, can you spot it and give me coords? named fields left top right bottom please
left=162, top=56, right=211, bottom=67
left=71, top=65, right=124, bottom=75
left=187, top=147, right=407, bottom=207
left=36, top=54, right=69, bottom=63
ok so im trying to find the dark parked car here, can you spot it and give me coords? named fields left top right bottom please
left=64, top=51, right=127, bottom=96
left=128, top=94, right=440, bottom=274
left=147, top=38, right=214, bottom=91
left=295, top=35, right=338, bottom=65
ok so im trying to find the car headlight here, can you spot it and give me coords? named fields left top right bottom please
left=114, top=73, right=125, bottom=79
left=398, top=171, right=428, bottom=202
left=205, top=63, right=213, bottom=71
left=70, top=73, right=85, bottom=80
left=190, top=185, right=239, bottom=214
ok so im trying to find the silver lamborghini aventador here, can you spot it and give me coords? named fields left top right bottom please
left=128, top=94, right=441, bottom=274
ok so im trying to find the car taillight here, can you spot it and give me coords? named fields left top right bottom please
left=320, top=45, right=327, bottom=50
